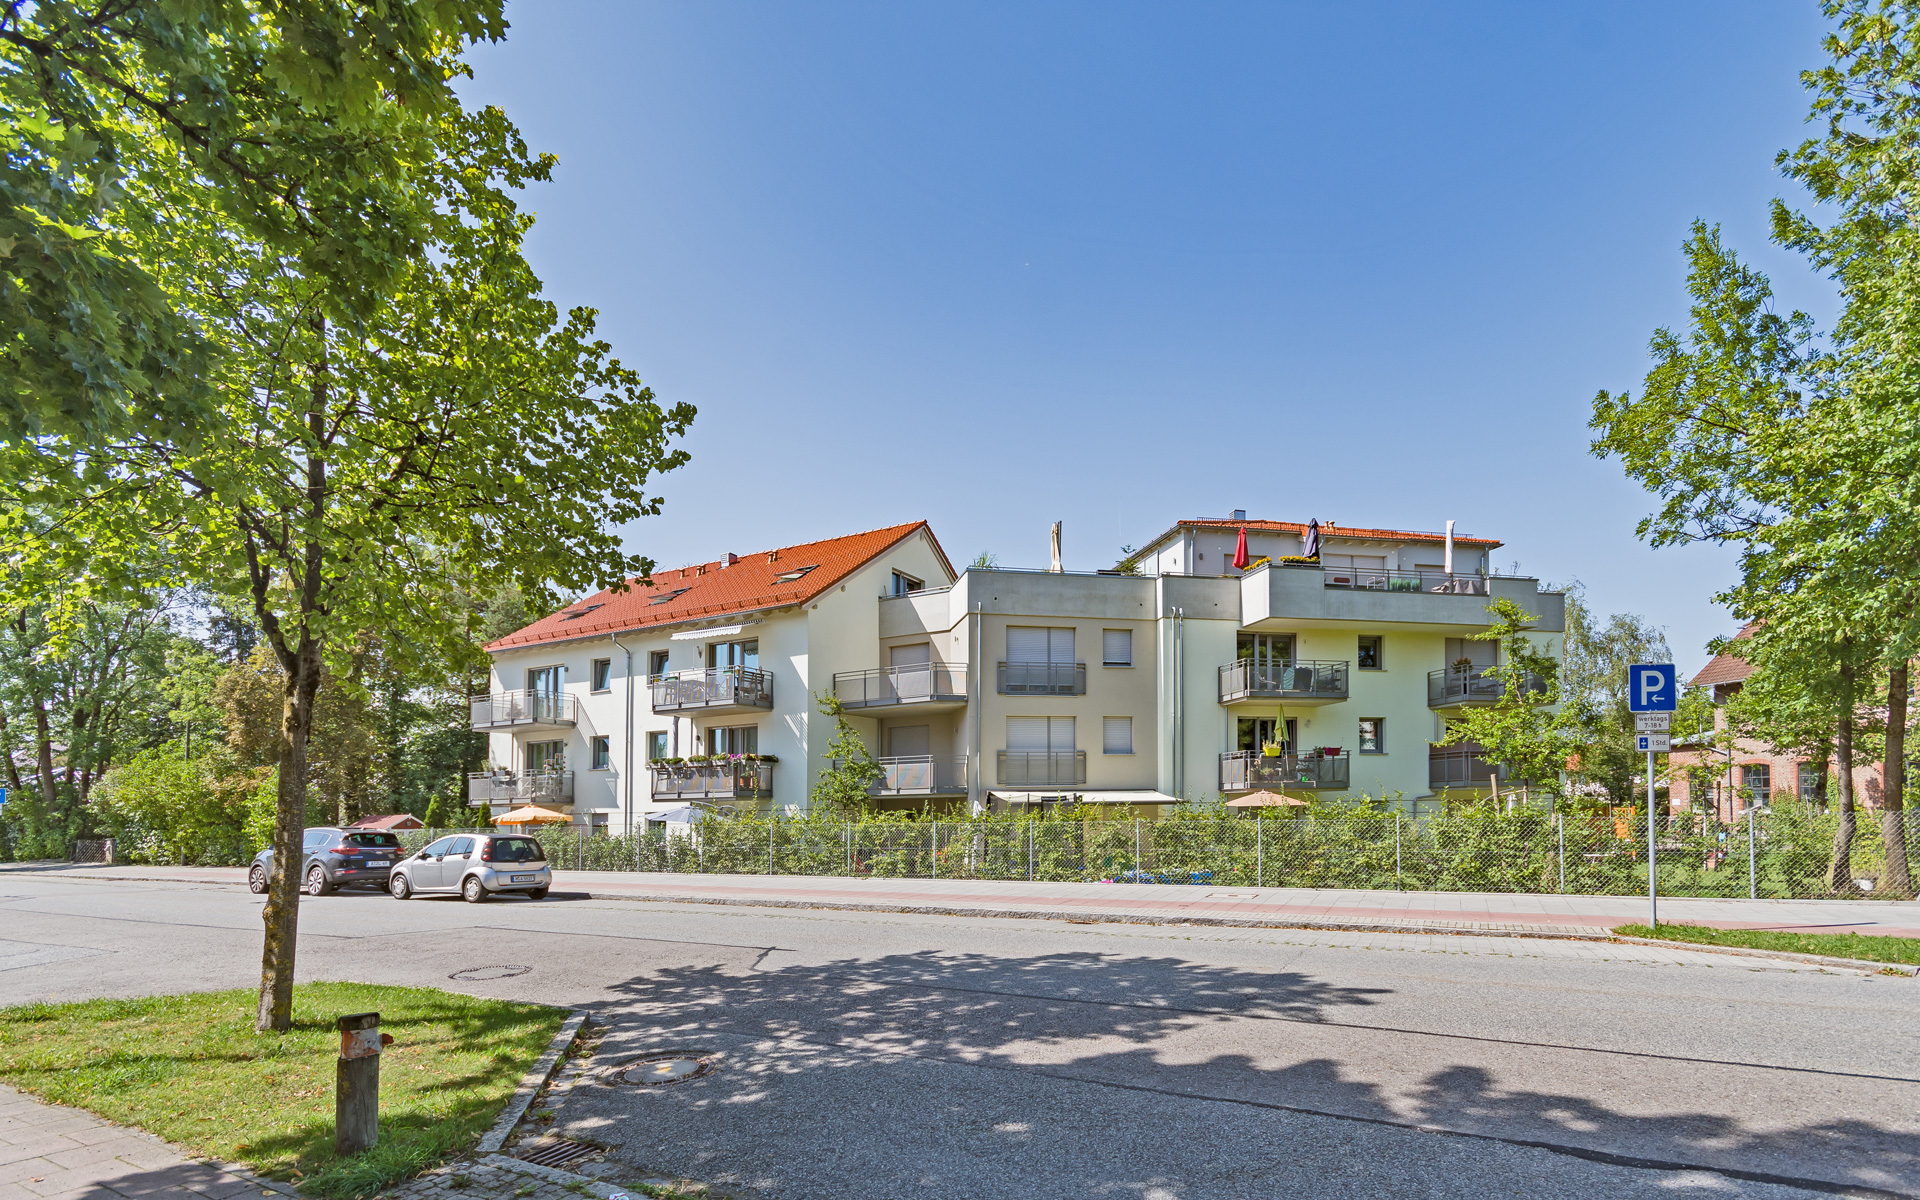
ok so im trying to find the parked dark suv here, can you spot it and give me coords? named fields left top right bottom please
left=248, top=827, right=404, bottom=896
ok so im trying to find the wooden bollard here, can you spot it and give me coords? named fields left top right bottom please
left=335, top=1012, right=392, bottom=1155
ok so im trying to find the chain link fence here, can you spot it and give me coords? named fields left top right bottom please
left=395, top=803, right=1920, bottom=898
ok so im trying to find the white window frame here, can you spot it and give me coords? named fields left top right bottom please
left=590, top=658, right=613, bottom=692
left=590, top=735, right=611, bottom=770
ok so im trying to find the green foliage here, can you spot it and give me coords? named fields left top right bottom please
left=91, top=742, right=272, bottom=866
left=1557, top=584, right=1674, bottom=806
left=1439, top=597, right=1576, bottom=788
left=1613, top=922, right=1920, bottom=965
left=810, top=693, right=884, bottom=814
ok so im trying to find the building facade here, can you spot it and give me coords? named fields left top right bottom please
left=470, top=516, right=1565, bottom=830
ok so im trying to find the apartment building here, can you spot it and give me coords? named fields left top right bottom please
left=469, top=515, right=1565, bottom=829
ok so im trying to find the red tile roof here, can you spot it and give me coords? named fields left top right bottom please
left=348, top=814, right=425, bottom=830
left=487, top=521, right=951, bottom=652
left=1691, top=624, right=1758, bottom=688
left=1144, top=518, right=1502, bottom=550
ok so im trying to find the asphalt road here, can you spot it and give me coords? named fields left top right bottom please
left=0, top=867, right=1914, bottom=1199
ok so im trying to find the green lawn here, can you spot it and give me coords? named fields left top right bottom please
left=1615, top=922, right=1920, bottom=965
left=0, top=983, right=566, bottom=1199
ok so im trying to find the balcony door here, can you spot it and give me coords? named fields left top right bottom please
left=890, top=642, right=932, bottom=700
left=709, top=640, right=758, bottom=672
left=526, top=666, right=564, bottom=723
left=705, top=725, right=758, bottom=756
left=525, top=740, right=564, bottom=774
left=1237, top=717, right=1295, bottom=755
left=1444, top=638, right=1496, bottom=671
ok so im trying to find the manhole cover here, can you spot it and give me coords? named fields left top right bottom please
left=449, top=965, right=531, bottom=981
left=617, top=1055, right=711, bottom=1086
left=516, top=1138, right=598, bottom=1168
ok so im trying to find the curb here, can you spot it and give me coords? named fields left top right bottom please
left=475, top=1009, right=589, bottom=1155
left=577, top=888, right=1619, bottom=941
left=483, top=1153, right=632, bottom=1199
left=1609, top=934, right=1920, bottom=975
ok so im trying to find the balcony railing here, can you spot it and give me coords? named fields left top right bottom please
left=1218, top=750, right=1350, bottom=792
left=1218, top=658, right=1350, bottom=704
left=996, top=750, right=1087, bottom=787
left=469, top=691, right=577, bottom=730
left=649, top=667, right=774, bottom=714
left=997, top=662, right=1087, bottom=696
left=467, top=770, right=574, bottom=806
left=1429, top=744, right=1503, bottom=790
left=833, top=663, right=969, bottom=709
left=649, top=760, right=775, bottom=801
left=1322, top=568, right=1490, bottom=595
left=1427, top=666, right=1548, bottom=708
left=872, top=755, right=969, bottom=795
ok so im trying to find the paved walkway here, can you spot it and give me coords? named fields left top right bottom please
left=16, top=862, right=1920, bottom=939
left=0, top=1084, right=290, bottom=1200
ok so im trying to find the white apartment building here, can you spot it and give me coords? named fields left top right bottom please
left=470, top=516, right=1565, bottom=830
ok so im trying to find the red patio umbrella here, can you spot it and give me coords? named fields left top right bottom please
left=1232, top=526, right=1250, bottom=571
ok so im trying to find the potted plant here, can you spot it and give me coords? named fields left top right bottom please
left=1260, top=741, right=1285, bottom=759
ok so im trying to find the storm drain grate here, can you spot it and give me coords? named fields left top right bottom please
left=515, top=1138, right=599, bottom=1168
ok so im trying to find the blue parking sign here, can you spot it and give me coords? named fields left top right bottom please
left=1628, top=664, right=1677, bottom=712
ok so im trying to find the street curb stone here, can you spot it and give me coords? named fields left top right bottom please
left=480, top=1154, right=629, bottom=1199
left=475, top=1010, right=589, bottom=1155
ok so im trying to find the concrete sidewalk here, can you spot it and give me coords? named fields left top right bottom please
left=17, top=861, right=1920, bottom=939
left=0, top=1084, right=291, bottom=1200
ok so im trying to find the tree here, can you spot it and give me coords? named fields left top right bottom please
left=3, top=101, right=694, bottom=1030
left=1439, top=598, right=1575, bottom=794
left=1, top=0, right=508, bottom=443
left=811, top=693, right=883, bottom=813
left=1557, top=585, right=1673, bottom=806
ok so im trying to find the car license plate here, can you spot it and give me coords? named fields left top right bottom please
left=511, top=874, right=537, bottom=883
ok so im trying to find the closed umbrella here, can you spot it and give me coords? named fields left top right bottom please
left=1232, top=526, right=1250, bottom=571
left=1302, top=519, right=1321, bottom=560
left=495, top=804, right=570, bottom=825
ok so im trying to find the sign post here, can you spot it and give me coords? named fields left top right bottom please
left=1628, top=664, right=1678, bottom=928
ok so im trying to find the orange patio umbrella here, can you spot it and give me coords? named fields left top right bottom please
left=494, top=805, right=571, bottom=826
left=1224, top=790, right=1309, bottom=808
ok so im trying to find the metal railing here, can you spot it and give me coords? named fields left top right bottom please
left=649, top=667, right=773, bottom=713
left=873, top=755, right=969, bottom=795
left=1427, top=666, right=1548, bottom=707
left=1217, top=658, right=1349, bottom=704
left=469, top=690, right=577, bottom=730
left=1321, top=567, right=1489, bottom=595
left=1219, top=750, right=1351, bottom=791
left=466, top=770, right=574, bottom=806
left=997, top=661, right=1087, bottom=696
left=650, top=760, right=775, bottom=801
left=1429, top=744, right=1504, bottom=790
left=996, top=750, right=1087, bottom=786
left=833, top=663, right=968, bottom=709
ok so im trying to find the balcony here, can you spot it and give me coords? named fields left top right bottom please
left=1427, top=666, right=1548, bottom=708
left=996, top=750, right=1087, bottom=787
left=872, top=755, right=969, bottom=796
left=650, top=667, right=773, bottom=716
left=1218, top=750, right=1350, bottom=792
left=469, top=691, right=577, bottom=731
left=833, top=663, right=969, bottom=713
left=1323, top=567, right=1490, bottom=595
left=997, top=662, right=1087, bottom=696
left=1217, top=658, right=1349, bottom=706
left=466, top=770, right=574, bottom=807
left=650, top=760, right=775, bottom=801
left=1429, top=743, right=1503, bottom=791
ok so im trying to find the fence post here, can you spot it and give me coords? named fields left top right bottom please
left=845, top=822, right=852, bottom=876
left=931, top=822, right=938, bottom=880
left=1748, top=805, right=1757, bottom=899
left=1557, top=811, right=1566, bottom=895
left=577, top=832, right=583, bottom=873
left=1027, top=821, right=1035, bottom=881
left=769, top=822, right=775, bottom=876
left=1394, top=812, right=1402, bottom=891
left=1256, top=813, right=1263, bottom=888
left=1134, top=817, right=1142, bottom=880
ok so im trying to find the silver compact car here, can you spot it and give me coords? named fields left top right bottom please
left=388, top=833, right=551, bottom=903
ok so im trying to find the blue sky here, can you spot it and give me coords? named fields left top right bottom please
left=461, top=1, right=1836, bottom=673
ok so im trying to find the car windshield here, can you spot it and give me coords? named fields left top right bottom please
left=491, top=838, right=545, bottom=863
left=345, top=832, right=399, bottom=848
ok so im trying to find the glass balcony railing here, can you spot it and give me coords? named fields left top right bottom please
left=466, top=770, right=573, bottom=806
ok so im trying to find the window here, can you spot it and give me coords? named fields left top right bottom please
left=1102, top=629, right=1133, bottom=667
left=561, top=602, right=604, bottom=622
left=648, top=649, right=669, bottom=677
left=345, top=832, right=400, bottom=848
left=647, top=731, right=669, bottom=762
left=1357, top=635, right=1383, bottom=670
left=525, top=740, right=564, bottom=773
left=706, top=725, right=758, bottom=755
left=1103, top=716, right=1133, bottom=755
left=775, top=564, right=818, bottom=583
left=448, top=837, right=475, bottom=856
left=421, top=837, right=456, bottom=857
left=590, top=658, right=612, bottom=691
left=1797, top=761, right=1825, bottom=803
left=490, top=837, right=544, bottom=863
left=1358, top=719, right=1385, bottom=755
left=527, top=665, right=563, bottom=694
left=1007, top=626, right=1074, bottom=663
left=590, top=735, right=611, bottom=770
left=891, top=571, right=924, bottom=596
left=648, top=587, right=691, bottom=605
left=1741, top=764, right=1771, bottom=806
left=708, top=639, right=758, bottom=671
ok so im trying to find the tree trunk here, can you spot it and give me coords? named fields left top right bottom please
left=0, top=709, right=21, bottom=794
left=256, top=637, right=322, bottom=1032
left=1828, top=663, right=1857, bottom=893
left=32, top=693, right=58, bottom=845
left=1882, top=662, right=1911, bottom=898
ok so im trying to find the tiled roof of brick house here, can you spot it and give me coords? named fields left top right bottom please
left=486, top=521, right=951, bottom=652
left=1691, top=624, right=1759, bottom=689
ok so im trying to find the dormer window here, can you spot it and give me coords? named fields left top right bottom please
left=775, top=565, right=818, bottom=583
left=649, top=587, right=692, bottom=606
left=560, top=603, right=604, bottom=621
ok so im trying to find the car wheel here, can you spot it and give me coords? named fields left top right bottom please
left=248, top=865, right=268, bottom=895
left=389, top=873, right=412, bottom=900
left=526, top=887, right=549, bottom=901
left=462, top=876, right=487, bottom=904
left=306, top=865, right=332, bottom=897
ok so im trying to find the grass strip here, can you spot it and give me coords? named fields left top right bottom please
left=0, top=982, right=565, bottom=1199
left=1614, top=922, right=1920, bottom=965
